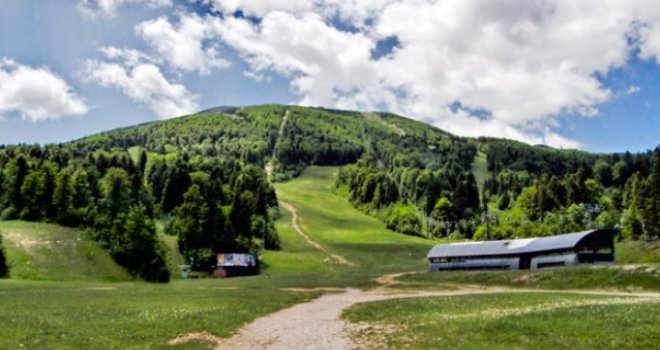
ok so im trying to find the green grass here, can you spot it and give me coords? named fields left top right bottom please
left=471, top=151, right=489, bottom=194
left=344, top=292, right=660, bottom=349
left=616, top=240, right=660, bottom=264
left=398, top=265, right=660, bottom=292
left=0, top=279, right=313, bottom=349
left=0, top=166, right=435, bottom=348
left=0, top=221, right=131, bottom=282
left=3, top=166, right=660, bottom=349
left=271, top=166, right=435, bottom=286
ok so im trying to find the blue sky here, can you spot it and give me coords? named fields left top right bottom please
left=0, top=0, right=658, bottom=153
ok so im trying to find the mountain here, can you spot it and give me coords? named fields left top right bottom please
left=0, top=104, right=658, bottom=281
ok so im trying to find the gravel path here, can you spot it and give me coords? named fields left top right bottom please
left=215, top=285, right=506, bottom=350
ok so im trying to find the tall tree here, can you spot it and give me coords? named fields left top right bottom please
left=0, top=231, right=8, bottom=278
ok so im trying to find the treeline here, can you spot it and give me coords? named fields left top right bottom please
left=272, top=107, right=366, bottom=179
left=479, top=144, right=660, bottom=241
left=0, top=107, right=289, bottom=281
left=338, top=114, right=480, bottom=237
left=339, top=129, right=659, bottom=242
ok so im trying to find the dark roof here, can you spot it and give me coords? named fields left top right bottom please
left=427, top=230, right=608, bottom=259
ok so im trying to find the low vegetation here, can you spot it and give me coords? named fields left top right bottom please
left=344, top=293, right=660, bottom=349
left=0, top=279, right=311, bottom=349
left=0, top=221, right=131, bottom=281
left=0, top=166, right=659, bottom=348
left=399, top=265, right=660, bottom=292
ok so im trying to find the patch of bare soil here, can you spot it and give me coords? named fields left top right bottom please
left=214, top=285, right=505, bottom=350
left=279, top=200, right=355, bottom=267
left=168, top=331, right=223, bottom=347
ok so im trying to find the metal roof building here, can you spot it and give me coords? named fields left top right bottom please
left=427, top=229, right=616, bottom=271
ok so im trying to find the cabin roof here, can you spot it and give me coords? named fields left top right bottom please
left=427, top=230, right=613, bottom=259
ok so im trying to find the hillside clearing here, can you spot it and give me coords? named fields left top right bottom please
left=0, top=221, right=131, bottom=282
left=279, top=200, right=354, bottom=266
left=2, top=166, right=660, bottom=349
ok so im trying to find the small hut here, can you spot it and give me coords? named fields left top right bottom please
left=214, top=253, right=259, bottom=278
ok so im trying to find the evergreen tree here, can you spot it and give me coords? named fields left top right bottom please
left=169, top=185, right=212, bottom=268
left=642, top=151, right=660, bottom=239
left=1, top=156, right=29, bottom=218
left=0, top=231, right=8, bottom=278
left=53, top=169, right=76, bottom=225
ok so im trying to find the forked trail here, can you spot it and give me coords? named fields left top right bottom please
left=167, top=277, right=660, bottom=350
left=279, top=200, right=355, bottom=267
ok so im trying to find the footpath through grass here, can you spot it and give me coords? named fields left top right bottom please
left=0, top=166, right=436, bottom=348
left=344, top=292, right=660, bottom=350
left=269, top=166, right=435, bottom=287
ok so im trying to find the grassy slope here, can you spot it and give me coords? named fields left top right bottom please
left=0, top=221, right=131, bottom=282
left=269, top=166, right=435, bottom=285
left=0, top=166, right=434, bottom=348
left=471, top=151, right=489, bottom=194
left=345, top=292, right=660, bottom=350
left=2, top=166, right=660, bottom=348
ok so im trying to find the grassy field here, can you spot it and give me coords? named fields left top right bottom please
left=397, top=265, right=660, bottom=292
left=271, top=166, right=435, bottom=285
left=0, top=221, right=131, bottom=281
left=0, top=279, right=312, bottom=349
left=0, top=166, right=435, bottom=348
left=2, top=166, right=660, bottom=349
left=344, top=292, right=660, bottom=349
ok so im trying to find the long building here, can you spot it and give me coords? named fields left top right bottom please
left=427, top=229, right=616, bottom=271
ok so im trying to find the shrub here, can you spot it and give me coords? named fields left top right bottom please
left=386, top=203, right=422, bottom=236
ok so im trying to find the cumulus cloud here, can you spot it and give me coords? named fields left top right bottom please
left=189, top=0, right=660, bottom=148
left=82, top=50, right=199, bottom=119
left=0, top=58, right=88, bottom=122
left=79, top=0, right=171, bottom=19
left=208, top=12, right=382, bottom=108
left=136, top=13, right=230, bottom=75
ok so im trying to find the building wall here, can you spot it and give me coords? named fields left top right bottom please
left=429, top=257, right=519, bottom=271
left=530, top=253, right=578, bottom=269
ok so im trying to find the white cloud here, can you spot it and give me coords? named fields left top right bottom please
left=200, top=0, right=314, bottom=18
left=136, top=13, right=230, bottom=75
left=209, top=11, right=386, bottom=110
left=197, top=0, right=660, bottom=148
left=79, top=0, right=171, bottom=19
left=0, top=58, right=88, bottom=122
left=82, top=51, right=199, bottom=118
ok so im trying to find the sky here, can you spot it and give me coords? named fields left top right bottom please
left=0, top=0, right=659, bottom=153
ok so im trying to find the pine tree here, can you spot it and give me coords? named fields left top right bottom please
left=0, top=231, right=8, bottom=278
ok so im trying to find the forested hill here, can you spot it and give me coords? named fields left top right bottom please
left=0, top=104, right=658, bottom=281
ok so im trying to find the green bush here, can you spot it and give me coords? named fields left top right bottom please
left=386, top=203, right=422, bottom=236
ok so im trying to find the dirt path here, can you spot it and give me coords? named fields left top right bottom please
left=214, top=285, right=506, bottom=350
left=171, top=270, right=660, bottom=349
left=279, top=200, right=355, bottom=267
left=265, top=109, right=289, bottom=179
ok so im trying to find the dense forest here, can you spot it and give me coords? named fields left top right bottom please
left=0, top=104, right=658, bottom=281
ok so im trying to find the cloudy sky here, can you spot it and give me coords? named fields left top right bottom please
left=1, top=0, right=659, bottom=152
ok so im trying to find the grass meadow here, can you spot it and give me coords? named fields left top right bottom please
left=344, top=292, right=660, bottom=349
left=1, top=166, right=660, bottom=349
